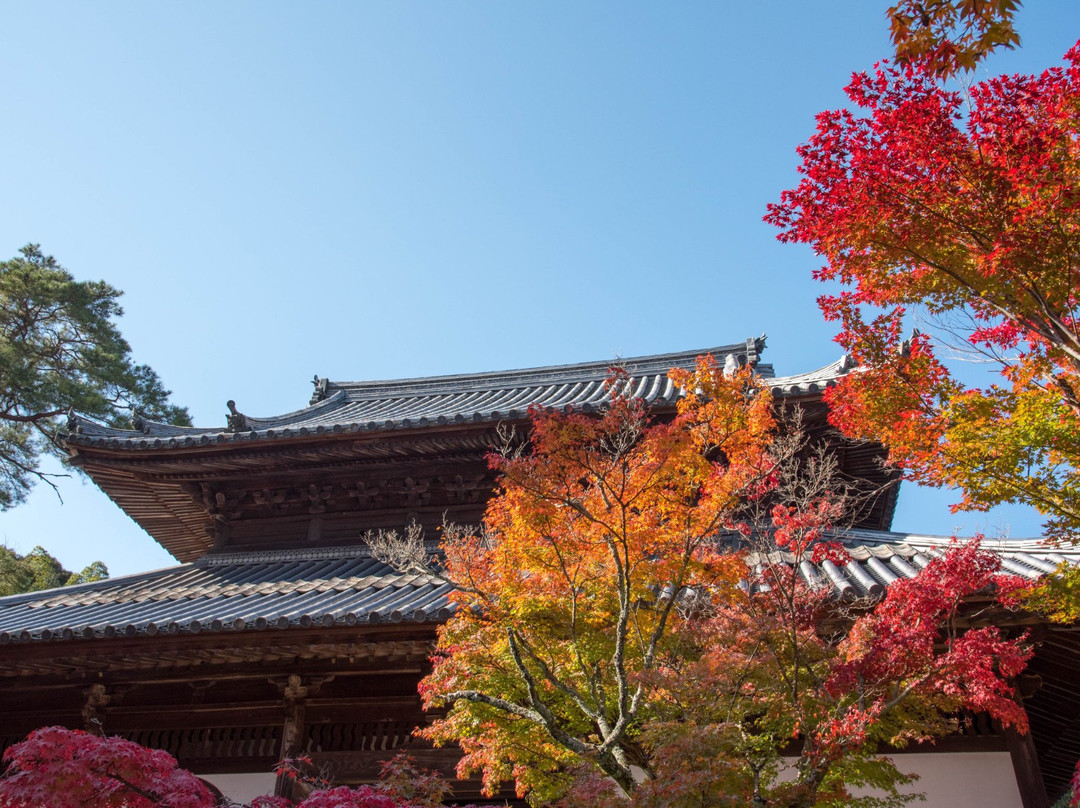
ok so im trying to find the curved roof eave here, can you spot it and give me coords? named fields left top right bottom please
left=0, top=531, right=1070, bottom=648
left=62, top=342, right=854, bottom=453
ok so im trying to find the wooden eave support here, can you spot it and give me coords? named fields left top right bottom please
left=0, top=625, right=438, bottom=678
left=1008, top=723, right=1051, bottom=808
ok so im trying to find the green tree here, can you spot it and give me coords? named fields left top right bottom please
left=0, top=545, right=108, bottom=596
left=0, top=244, right=189, bottom=508
left=0, top=547, right=31, bottom=595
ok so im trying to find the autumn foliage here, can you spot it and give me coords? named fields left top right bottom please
left=886, top=0, right=1021, bottom=76
left=409, top=359, right=1032, bottom=807
left=0, top=363, right=1040, bottom=807
left=419, top=359, right=775, bottom=802
left=569, top=541, right=1029, bottom=808
left=0, top=728, right=461, bottom=808
left=0, top=726, right=214, bottom=808
left=767, top=42, right=1080, bottom=538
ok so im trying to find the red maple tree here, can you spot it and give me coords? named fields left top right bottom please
left=0, top=726, right=214, bottom=808
left=766, top=42, right=1080, bottom=538
left=0, top=729, right=463, bottom=808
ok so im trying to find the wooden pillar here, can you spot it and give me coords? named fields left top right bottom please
left=1007, top=683, right=1050, bottom=808
left=1006, top=726, right=1049, bottom=808
left=274, top=675, right=309, bottom=799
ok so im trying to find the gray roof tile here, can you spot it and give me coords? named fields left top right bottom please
left=0, top=545, right=454, bottom=643
left=0, top=532, right=1074, bottom=646
left=64, top=339, right=857, bottom=450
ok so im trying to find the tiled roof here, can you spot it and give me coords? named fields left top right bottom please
left=0, top=545, right=454, bottom=645
left=63, top=339, right=855, bottom=450
left=749, top=530, right=1078, bottom=600
left=0, top=532, right=1073, bottom=647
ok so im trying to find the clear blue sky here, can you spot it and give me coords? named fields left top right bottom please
left=0, top=2, right=1076, bottom=576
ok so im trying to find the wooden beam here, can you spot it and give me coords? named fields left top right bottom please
left=0, top=625, right=437, bottom=672
left=1007, top=726, right=1051, bottom=808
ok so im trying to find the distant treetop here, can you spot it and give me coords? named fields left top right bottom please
left=0, top=545, right=108, bottom=597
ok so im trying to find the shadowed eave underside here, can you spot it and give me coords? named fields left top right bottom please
left=57, top=340, right=877, bottom=563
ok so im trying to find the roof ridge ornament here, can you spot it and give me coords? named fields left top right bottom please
left=897, top=328, right=921, bottom=357
left=130, top=407, right=147, bottom=434
left=723, top=335, right=766, bottom=377
left=225, top=400, right=248, bottom=433
left=747, top=334, right=766, bottom=366
left=310, top=375, right=329, bottom=404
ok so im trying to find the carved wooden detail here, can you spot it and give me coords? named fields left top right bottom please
left=271, top=675, right=338, bottom=798
left=347, top=482, right=383, bottom=508
left=306, top=483, right=336, bottom=514
left=442, top=474, right=485, bottom=503
left=82, top=683, right=110, bottom=732
left=175, top=471, right=497, bottom=543
left=185, top=483, right=244, bottom=524
left=393, top=477, right=430, bottom=507
left=252, top=487, right=289, bottom=516
left=275, top=674, right=308, bottom=798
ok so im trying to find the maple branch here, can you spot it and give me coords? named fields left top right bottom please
left=542, top=531, right=604, bottom=710
left=880, top=678, right=925, bottom=713
left=512, top=630, right=609, bottom=731
left=504, top=628, right=639, bottom=793
left=871, top=233, right=1080, bottom=372
left=441, top=687, right=583, bottom=746
left=101, top=768, right=169, bottom=804
left=939, top=444, right=1080, bottom=526
left=640, top=533, right=695, bottom=670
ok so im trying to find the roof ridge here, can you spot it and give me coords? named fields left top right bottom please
left=839, top=527, right=1080, bottom=552
left=320, top=339, right=770, bottom=400
left=62, top=342, right=863, bottom=451
left=198, top=544, right=379, bottom=566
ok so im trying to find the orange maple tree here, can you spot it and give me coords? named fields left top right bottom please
left=405, top=359, right=1031, bottom=807
left=767, top=42, right=1080, bottom=539
left=419, top=360, right=774, bottom=802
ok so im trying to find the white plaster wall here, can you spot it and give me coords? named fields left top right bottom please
left=198, top=754, right=1022, bottom=807
left=200, top=772, right=277, bottom=804
left=853, top=752, right=1022, bottom=808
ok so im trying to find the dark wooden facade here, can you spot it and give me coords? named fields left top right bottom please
left=0, top=623, right=478, bottom=800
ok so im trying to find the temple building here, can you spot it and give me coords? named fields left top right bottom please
left=0, top=339, right=1075, bottom=807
